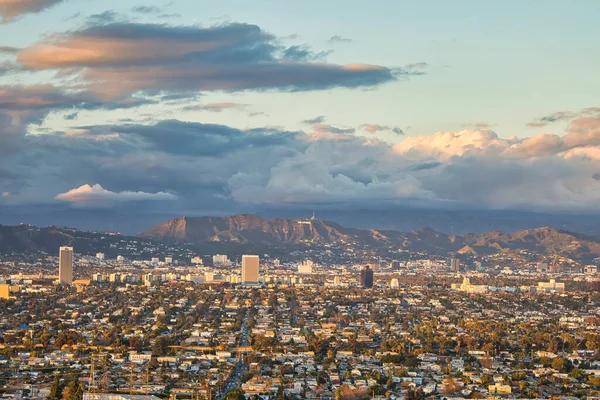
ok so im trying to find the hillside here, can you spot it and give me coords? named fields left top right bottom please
left=138, top=215, right=600, bottom=261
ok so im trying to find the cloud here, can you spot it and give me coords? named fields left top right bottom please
left=2, top=110, right=600, bottom=216
left=302, top=115, right=326, bottom=125
left=56, top=183, right=176, bottom=207
left=527, top=107, right=600, bottom=127
left=131, top=5, right=161, bottom=14
left=0, top=0, right=64, bottom=22
left=360, top=124, right=404, bottom=135
left=327, top=35, right=352, bottom=44
left=312, top=123, right=355, bottom=135
left=86, top=10, right=120, bottom=25
left=0, top=45, right=19, bottom=53
left=17, top=22, right=399, bottom=98
left=248, top=111, right=267, bottom=117
left=0, top=84, right=154, bottom=144
left=182, top=102, right=246, bottom=112
left=283, top=45, right=331, bottom=61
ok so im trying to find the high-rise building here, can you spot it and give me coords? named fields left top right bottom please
left=0, top=284, right=10, bottom=299
left=592, top=280, right=600, bottom=292
left=360, top=265, right=374, bottom=289
left=242, top=255, right=260, bottom=284
left=450, top=257, right=460, bottom=272
left=213, top=254, right=230, bottom=266
left=96, top=253, right=105, bottom=260
left=298, top=260, right=314, bottom=274
left=59, top=246, right=73, bottom=285
left=390, top=261, right=401, bottom=270
left=390, top=278, right=399, bottom=289
left=165, top=257, right=173, bottom=264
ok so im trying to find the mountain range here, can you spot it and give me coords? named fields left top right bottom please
left=1, top=215, right=599, bottom=263
left=138, top=214, right=600, bottom=262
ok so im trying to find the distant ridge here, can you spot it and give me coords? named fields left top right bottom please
left=138, top=214, right=600, bottom=262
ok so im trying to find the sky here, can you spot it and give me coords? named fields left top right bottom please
left=0, top=0, right=599, bottom=232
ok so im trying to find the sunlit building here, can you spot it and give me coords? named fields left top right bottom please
left=59, top=246, right=73, bottom=285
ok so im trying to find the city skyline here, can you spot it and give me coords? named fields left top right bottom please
left=0, top=1, right=599, bottom=232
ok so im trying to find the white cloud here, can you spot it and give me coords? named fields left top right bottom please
left=55, top=184, right=176, bottom=207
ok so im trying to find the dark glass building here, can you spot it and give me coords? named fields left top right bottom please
left=360, top=265, right=374, bottom=289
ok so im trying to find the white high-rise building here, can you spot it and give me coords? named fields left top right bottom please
left=213, top=254, right=230, bottom=266
left=116, top=255, right=124, bottom=263
left=298, top=260, right=314, bottom=274
left=96, top=253, right=105, bottom=261
left=390, top=278, right=399, bottom=288
left=241, top=255, right=259, bottom=284
left=165, top=257, right=173, bottom=264
left=59, top=246, right=73, bottom=285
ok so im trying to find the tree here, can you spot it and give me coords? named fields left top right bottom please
left=441, top=377, right=460, bottom=395
left=61, top=380, right=83, bottom=400
left=49, top=376, right=62, bottom=400
left=224, top=388, right=245, bottom=400
left=551, top=357, right=565, bottom=372
left=316, top=371, right=330, bottom=385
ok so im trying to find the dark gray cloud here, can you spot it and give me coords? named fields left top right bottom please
left=77, top=120, right=306, bottom=157
left=131, top=5, right=162, bottom=14
left=0, top=0, right=65, bottom=22
left=17, top=22, right=398, bottom=98
left=0, top=46, right=19, bottom=53
left=182, top=102, right=246, bottom=113
left=2, top=116, right=600, bottom=218
left=302, top=115, right=326, bottom=125
left=283, top=45, right=332, bottom=61
left=409, top=161, right=442, bottom=171
left=248, top=111, right=267, bottom=117
left=327, top=35, right=352, bottom=44
left=527, top=108, right=600, bottom=127
left=86, top=10, right=121, bottom=25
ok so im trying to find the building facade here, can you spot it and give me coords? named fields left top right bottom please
left=59, top=246, right=73, bottom=285
left=360, top=265, right=374, bottom=289
left=242, top=255, right=260, bottom=284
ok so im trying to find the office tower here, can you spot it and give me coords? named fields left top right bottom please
left=242, top=255, right=260, bottom=284
left=360, top=265, right=374, bottom=289
left=0, top=284, right=10, bottom=299
left=165, top=257, right=173, bottom=264
left=116, top=255, right=124, bottom=262
left=390, top=278, right=399, bottom=289
left=390, top=261, right=401, bottom=270
left=592, top=279, right=600, bottom=292
left=333, top=276, right=342, bottom=286
left=298, top=260, right=314, bottom=274
left=450, top=257, right=460, bottom=272
left=96, top=253, right=105, bottom=260
left=213, top=254, right=229, bottom=266
left=59, top=246, right=73, bottom=285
